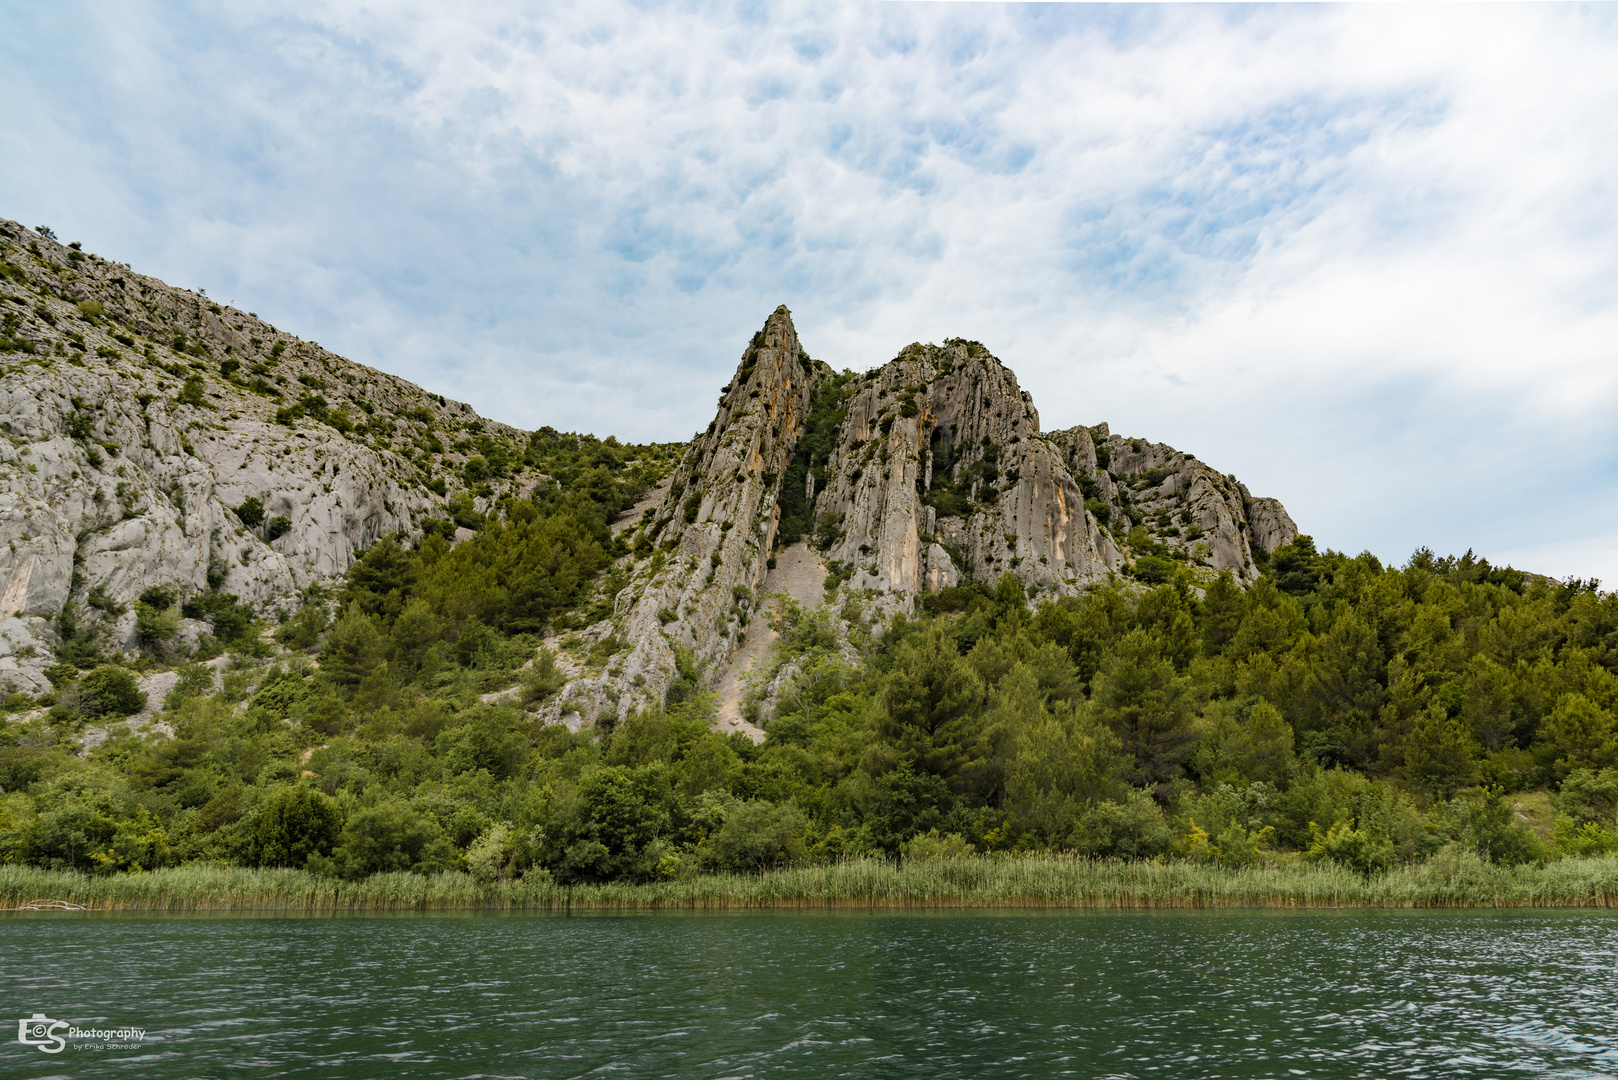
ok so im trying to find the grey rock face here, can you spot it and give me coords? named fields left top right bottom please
left=558, top=306, right=822, bottom=721
left=0, top=217, right=531, bottom=692
left=1062, top=429, right=1298, bottom=581
left=585, top=325, right=1298, bottom=726
left=806, top=343, right=1122, bottom=601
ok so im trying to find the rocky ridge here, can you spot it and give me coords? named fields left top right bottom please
left=0, top=218, right=547, bottom=692
left=559, top=313, right=1296, bottom=727
left=536, top=307, right=823, bottom=724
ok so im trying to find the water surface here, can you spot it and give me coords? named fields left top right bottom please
left=2, top=909, right=1616, bottom=1078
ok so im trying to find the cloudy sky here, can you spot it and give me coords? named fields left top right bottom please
left=4, top=2, right=1616, bottom=581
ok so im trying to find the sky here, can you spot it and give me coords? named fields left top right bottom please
left=3, top=2, right=1616, bottom=583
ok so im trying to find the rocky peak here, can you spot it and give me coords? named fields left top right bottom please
left=578, top=327, right=1298, bottom=729
left=559, top=307, right=829, bottom=718
left=1051, top=426, right=1298, bottom=582
left=801, top=339, right=1120, bottom=599
left=646, top=305, right=824, bottom=554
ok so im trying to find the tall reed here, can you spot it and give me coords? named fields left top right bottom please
left=3, top=854, right=1616, bottom=913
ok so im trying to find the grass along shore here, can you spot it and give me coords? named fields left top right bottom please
left=4, top=854, right=1618, bottom=912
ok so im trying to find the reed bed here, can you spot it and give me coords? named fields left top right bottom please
left=3, top=855, right=1617, bottom=913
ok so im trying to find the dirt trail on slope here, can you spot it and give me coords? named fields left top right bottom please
left=712, top=544, right=827, bottom=743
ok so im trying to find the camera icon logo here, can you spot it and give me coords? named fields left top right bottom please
left=17, top=1014, right=67, bottom=1053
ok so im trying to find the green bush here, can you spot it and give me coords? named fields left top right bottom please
left=924, top=489, right=970, bottom=520
left=235, top=497, right=264, bottom=529
left=1131, top=555, right=1177, bottom=584
left=540, top=765, right=674, bottom=884
left=164, top=662, right=216, bottom=711
left=419, top=517, right=455, bottom=540
left=522, top=650, right=566, bottom=705
left=1438, top=788, right=1546, bottom=865
left=320, top=609, right=384, bottom=686
left=43, top=662, right=79, bottom=688
left=447, top=493, right=482, bottom=531
left=701, top=799, right=809, bottom=872
left=901, top=829, right=976, bottom=862
left=181, top=593, right=256, bottom=644
left=331, top=801, right=456, bottom=878
left=1069, top=790, right=1173, bottom=858
left=467, top=822, right=516, bottom=884
left=138, top=585, right=178, bottom=610
left=76, top=665, right=146, bottom=717
left=276, top=602, right=327, bottom=651
left=1558, top=768, right=1618, bottom=825
left=247, top=665, right=311, bottom=722
left=134, top=602, right=180, bottom=648
left=1307, top=819, right=1395, bottom=876
left=254, top=786, right=341, bottom=868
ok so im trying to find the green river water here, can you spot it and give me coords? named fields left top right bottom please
left=2, top=909, right=1615, bottom=1078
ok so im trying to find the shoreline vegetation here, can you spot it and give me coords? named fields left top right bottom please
left=5, top=854, right=1618, bottom=913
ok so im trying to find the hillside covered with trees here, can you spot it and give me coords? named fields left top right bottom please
left=5, top=465, right=1617, bottom=882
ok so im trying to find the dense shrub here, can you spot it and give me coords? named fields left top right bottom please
left=254, top=786, right=341, bottom=868
left=235, top=497, right=264, bottom=529
left=76, top=665, right=147, bottom=717
left=331, top=801, right=456, bottom=878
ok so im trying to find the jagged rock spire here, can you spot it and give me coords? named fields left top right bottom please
left=562, top=318, right=1299, bottom=726
left=601, top=307, right=830, bottom=715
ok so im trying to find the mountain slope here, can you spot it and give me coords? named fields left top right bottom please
left=0, top=218, right=566, bottom=692
left=0, top=220, right=1295, bottom=728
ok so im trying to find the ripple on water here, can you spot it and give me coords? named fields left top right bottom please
left=1, top=910, right=1617, bottom=1079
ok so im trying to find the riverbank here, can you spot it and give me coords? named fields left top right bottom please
left=4, top=854, right=1618, bottom=912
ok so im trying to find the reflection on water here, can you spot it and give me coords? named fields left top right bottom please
left=2, top=909, right=1616, bottom=1079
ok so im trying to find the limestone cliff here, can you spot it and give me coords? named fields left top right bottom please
left=804, top=341, right=1123, bottom=597
left=585, top=322, right=1296, bottom=727
left=1045, top=423, right=1298, bottom=583
left=549, top=307, right=825, bottom=719
left=0, top=218, right=535, bottom=692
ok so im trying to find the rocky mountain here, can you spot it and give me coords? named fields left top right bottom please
left=0, top=219, right=1295, bottom=730
left=563, top=308, right=1296, bottom=725
left=0, top=218, right=552, bottom=693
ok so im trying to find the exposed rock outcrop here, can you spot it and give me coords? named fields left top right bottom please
left=0, top=218, right=535, bottom=692
left=546, top=307, right=823, bottom=720
left=585, top=323, right=1297, bottom=728
left=805, top=342, right=1123, bottom=599
left=1050, top=423, right=1299, bottom=583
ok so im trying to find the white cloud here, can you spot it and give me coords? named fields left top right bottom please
left=2, top=1, right=1616, bottom=579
